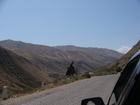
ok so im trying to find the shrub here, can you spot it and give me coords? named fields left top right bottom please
left=71, top=75, right=79, bottom=81
left=82, top=72, right=91, bottom=78
left=115, top=62, right=119, bottom=66
left=116, top=67, right=122, bottom=72
left=46, top=83, right=55, bottom=88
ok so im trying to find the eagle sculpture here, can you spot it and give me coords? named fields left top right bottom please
left=66, top=61, right=77, bottom=76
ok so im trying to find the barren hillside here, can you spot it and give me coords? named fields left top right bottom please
left=0, top=40, right=123, bottom=73
left=0, top=46, right=54, bottom=95
left=95, top=40, right=140, bottom=73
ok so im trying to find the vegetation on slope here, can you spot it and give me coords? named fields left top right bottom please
left=93, top=40, right=140, bottom=75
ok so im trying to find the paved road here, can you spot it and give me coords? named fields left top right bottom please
left=0, top=74, right=119, bottom=105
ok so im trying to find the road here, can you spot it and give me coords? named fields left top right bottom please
left=0, top=74, right=119, bottom=105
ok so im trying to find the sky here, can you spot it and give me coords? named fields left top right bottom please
left=0, top=0, right=140, bottom=53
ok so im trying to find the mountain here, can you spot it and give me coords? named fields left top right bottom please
left=95, top=40, right=140, bottom=73
left=0, top=46, right=55, bottom=95
left=0, top=40, right=68, bottom=59
left=55, top=45, right=122, bottom=58
left=0, top=40, right=123, bottom=73
left=118, top=40, right=140, bottom=68
left=0, top=39, right=124, bottom=95
left=55, top=45, right=122, bottom=62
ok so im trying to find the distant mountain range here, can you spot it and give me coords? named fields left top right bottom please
left=0, top=39, right=124, bottom=94
left=0, top=40, right=123, bottom=73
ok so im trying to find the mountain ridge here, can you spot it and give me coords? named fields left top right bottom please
left=95, top=40, right=140, bottom=73
left=0, top=39, right=123, bottom=59
left=0, top=39, right=123, bottom=72
left=0, top=46, right=55, bottom=95
left=1, top=39, right=138, bottom=96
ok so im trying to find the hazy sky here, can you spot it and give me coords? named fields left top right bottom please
left=0, top=0, right=140, bottom=53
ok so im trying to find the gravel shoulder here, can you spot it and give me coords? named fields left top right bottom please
left=0, top=74, right=120, bottom=105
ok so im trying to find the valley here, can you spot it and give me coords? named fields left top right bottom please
left=0, top=39, right=139, bottom=98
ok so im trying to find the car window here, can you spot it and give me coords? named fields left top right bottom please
left=136, top=60, right=140, bottom=74
left=108, top=56, right=139, bottom=105
left=108, top=93, right=116, bottom=105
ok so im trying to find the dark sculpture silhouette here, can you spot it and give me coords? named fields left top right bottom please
left=66, top=61, right=77, bottom=76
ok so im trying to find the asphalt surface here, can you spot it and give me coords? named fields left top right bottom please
left=0, top=74, right=120, bottom=105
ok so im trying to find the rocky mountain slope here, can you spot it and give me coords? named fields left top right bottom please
left=55, top=45, right=122, bottom=58
left=95, top=40, right=140, bottom=73
left=0, top=39, right=124, bottom=95
left=0, top=46, right=55, bottom=95
left=0, top=40, right=123, bottom=73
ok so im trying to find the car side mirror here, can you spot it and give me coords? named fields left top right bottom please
left=81, top=97, right=105, bottom=105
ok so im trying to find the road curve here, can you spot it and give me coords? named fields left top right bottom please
left=0, top=74, right=120, bottom=105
